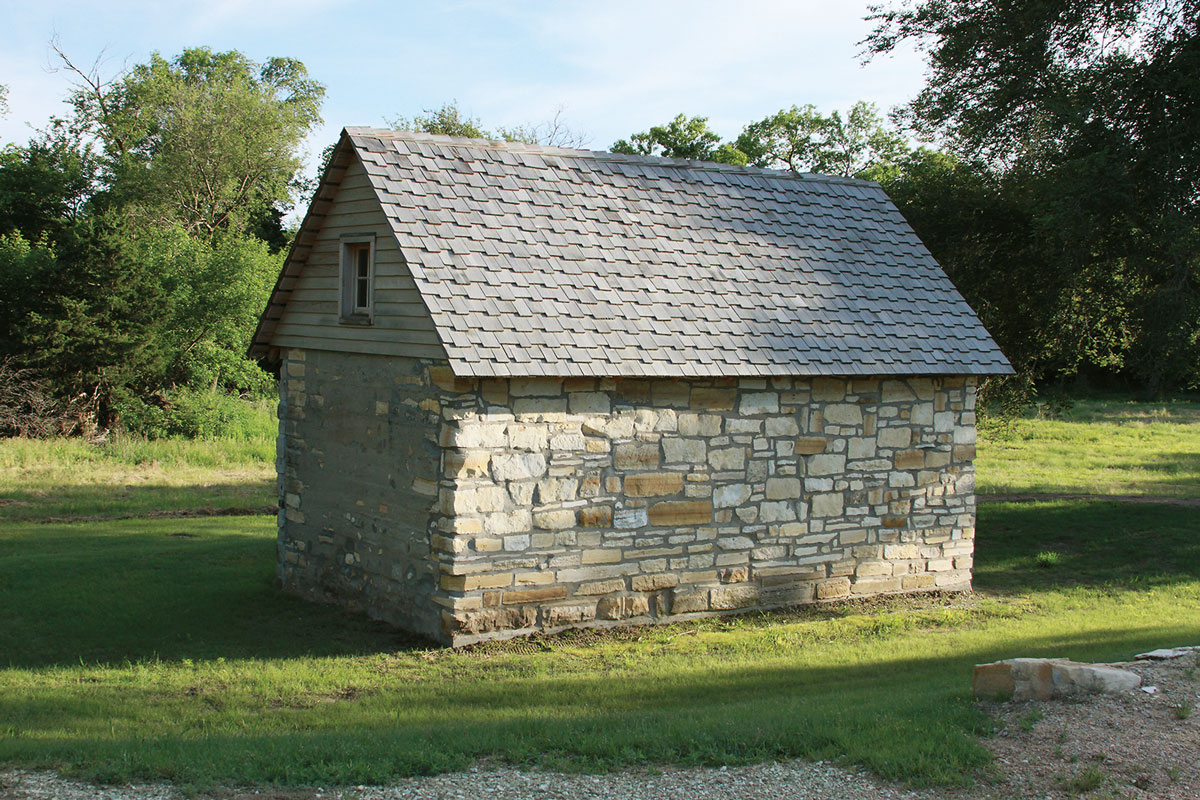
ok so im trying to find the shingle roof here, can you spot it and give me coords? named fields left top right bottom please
left=256, top=127, right=1012, bottom=377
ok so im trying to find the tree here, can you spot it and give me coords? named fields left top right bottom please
left=867, top=0, right=1200, bottom=392
left=612, top=114, right=745, bottom=163
left=59, top=45, right=325, bottom=240
left=0, top=84, right=8, bottom=118
left=735, top=102, right=909, bottom=179
left=388, top=101, right=591, bottom=148
left=0, top=121, right=101, bottom=243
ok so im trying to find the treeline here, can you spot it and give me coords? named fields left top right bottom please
left=0, top=48, right=324, bottom=436
left=2, top=0, right=1196, bottom=437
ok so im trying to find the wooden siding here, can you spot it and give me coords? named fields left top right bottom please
left=271, top=159, right=446, bottom=359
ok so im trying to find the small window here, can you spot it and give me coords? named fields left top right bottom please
left=340, top=234, right=374, bottom=323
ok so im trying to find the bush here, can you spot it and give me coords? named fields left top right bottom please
left=114, top=388, right=275, bottom=441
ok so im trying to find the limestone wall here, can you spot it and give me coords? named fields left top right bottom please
left=434, top=371, right=978, bottom=645
left=276, top=348, right=445, bottom=639
left=276, top=350, right=978, bottom=646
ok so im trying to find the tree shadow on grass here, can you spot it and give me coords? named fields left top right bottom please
left=975, top=499, right=1200, bottom=594
left=0, top=480, right=277, bottom=523
left=0, top=623, right=1193, bottom=788
left=0, top=516, right=429, bottom=668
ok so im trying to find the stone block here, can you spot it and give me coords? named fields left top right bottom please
left=614, top=380, right=650, bottom=405
left=794, top=437, right=828, bottom=455
left=582, top=548, right=622, bottom=564
left=651, top=380, right=691, bottom=408
left=632, top=573, right=679, bottom=591
left=515, top=570, right=554, bottom=586
left=445, top=605, right=536, bottom=635
left=504, top=534, right=531, bottom=551
left=503, top=586, right=568, bottom=605
left=852, top=577, right=902, bottom=594
left=577, top=505, right=613, bottom=527
left=625, top=472, right=685, bottom=497
left=576, top=579, right=627, bottom=596
left=452, top=484, right=508, bottom=514
left=662, top=437, right=707, bottom=464
left=569, top=392, right=611, bottom=415
left=536, top=477, right=579, bottom=504
left=613, top=507, right=649, bottom=528
left=480, top=379, right=508, bottom=406
left=670, top=588, right=710, bottom=614
left=506, top=424, right=548, bottom=451
left=720, top=566, right=750, bottom=583
left=648, top=500, right=713, bottom=527
left=812, top=378, right=845, bottom=401
left=713, top=483, right=751, bottom=508
left=811, top=492, right=843, bottom=518
left=489, top=450, right=547, bottom=482
left=513, top=398, right=567, bottom=417
left=807, top=453, right=846, bottom=476
left=510, top=377, right=563, bottom=397
left=454, top=423, right=508, bottom=449
left=545, top=603, right=597, bottom=626
left=764, top=417, right=800, bottom=437
left=597, top=594, right=650, bottom=620
left=614, top=442, right=660, bottom=470
left=708, top=447, right=746, bottom=471
left=710, top=584, right=760, bottom=610
left=483, top=510, right=533, bottom=535
left=901, top=574, right=936, bottom=590
left=759, top=501, right=797, bottom=523
left=877, top=427, right=912, bottom=448
left=894, top=449, right=925, bottom=470
left=442, top=572, right=513, bottom=592
left=739, top=392, right=780, bottom=415
left=582, top=416, right=635, bottom=440
left=533, top=509, right=576, bottom=530
left=691, top=387, right=737, bottom=410
left=765, top=477, right=802, bottom=500
left=678, top=413, right=722, bottom=437
left=429, top=366, right=478, bottom=394
left=823, top=404, right=863, bottom=425
left=973, top=659, right=1142, bottom=701
left=815, top=577, right=851, bottom=599
left=563, top=377, right=596, bottom=393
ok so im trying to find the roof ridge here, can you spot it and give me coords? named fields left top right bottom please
left=341, top=126, right=880, bottom=188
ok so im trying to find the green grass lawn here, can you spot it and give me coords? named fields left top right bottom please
left=0, top=406, right=276, bottom=522
left=0, top=397, right=1197, bottom=791
left=977, top=397, right=1200, bottom=497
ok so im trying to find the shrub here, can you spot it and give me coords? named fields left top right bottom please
left=114, top=387, right=274, bottom=441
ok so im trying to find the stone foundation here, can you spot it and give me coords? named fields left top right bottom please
left=278, top=348, right=978, bottom=646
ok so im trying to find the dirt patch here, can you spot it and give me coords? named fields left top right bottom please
left=977, top=649, right=1200, bottom=799
left=981, top=492, right=1200, bottom=508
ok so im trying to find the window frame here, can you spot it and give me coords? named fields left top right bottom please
left=339, top=233, right=375, bottom=324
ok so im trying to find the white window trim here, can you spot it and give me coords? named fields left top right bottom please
left=339, top=233, right=375, bottom=324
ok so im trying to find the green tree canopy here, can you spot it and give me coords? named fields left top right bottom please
left=612, top=114, right=746, bottom=163
left=867, top=0, right=1200, bottom=392
left=735, top=102, right=909, bottom=179
left=62, top=46, right=324, bottom=240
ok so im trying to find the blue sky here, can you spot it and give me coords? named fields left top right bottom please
left=1, top=0, right=927, bottom=175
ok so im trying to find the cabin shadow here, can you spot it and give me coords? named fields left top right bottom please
left=0, top=514, right=432, bottom=669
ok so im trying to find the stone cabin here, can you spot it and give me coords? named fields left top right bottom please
left=249, top=127, right=1012, bottom=646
